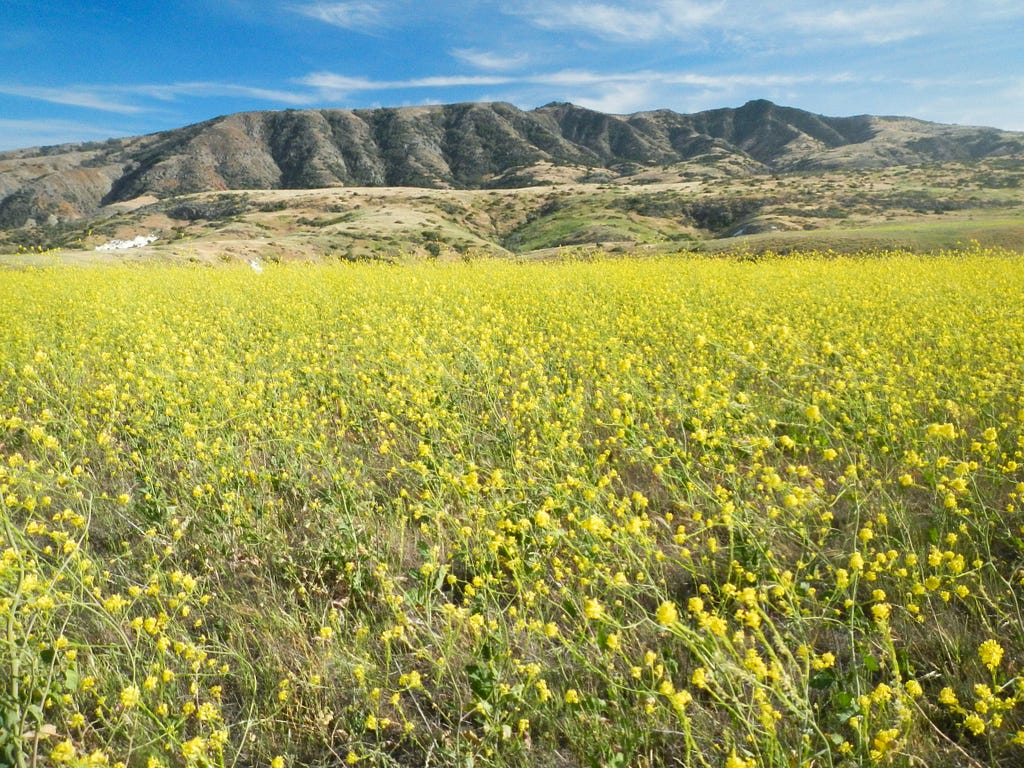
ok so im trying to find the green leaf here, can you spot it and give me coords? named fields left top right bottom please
left=63, top=665, right=80, bottom=693
left=466, top=663, right=496, bottom=701
left=809, top=670, right=836, bottom=690
left=432, top=564, right=449, bottom=592
left=834, top=692, right=859, bottom=723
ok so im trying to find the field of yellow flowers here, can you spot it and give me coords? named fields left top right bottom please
left=1, top=248, right=1023, bottom=767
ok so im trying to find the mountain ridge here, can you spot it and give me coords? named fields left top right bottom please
left=2, top=99, right=1023, bottom=229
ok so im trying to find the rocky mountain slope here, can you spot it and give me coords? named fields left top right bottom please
left=2, top=99, right=1023, bottom=228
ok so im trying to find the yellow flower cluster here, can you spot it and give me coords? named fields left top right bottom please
left=1, top=248, right=1022, bottom=767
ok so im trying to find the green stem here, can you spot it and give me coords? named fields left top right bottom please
left=2, top=515, right=27, bottom=768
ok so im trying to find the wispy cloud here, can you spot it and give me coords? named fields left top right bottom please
left=298, top=71, right=513, bottom=99
left=9, top=68, right=845, bottom=118
left=0, top=80, right=318, bottom=116
left=5, top=65, right=1010, bottom=127
left=290, top=2, right=384, bottom=30
left=121, top=82, right=314, bottom=105
left=293, top=66, right=886, bottom=115
left=910, top=77, right=1024, bottom=131
left=529, top=4, right=667, bottom=41
left=0, top=118, right=128, bottom=151
left=571, top=82, right=661, bottom=114
left=521, top=0, right=724, bottom=42
left=1, top=0, right=1019, bottom=151
left=0, top=64, right=876, bottom=119
left=531, top=70, right=861, bottom=113
left=0, top=85, right=145, bottom=114
left=511, top=0, right=1000, bottom=49
left=782, top=3, right=942, bottom=45
left=451, top=48, right=531, bottom=72
left=301, top=68, right=857, bottom=94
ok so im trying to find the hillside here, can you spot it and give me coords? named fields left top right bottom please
left=3, top=155, right=1023, bottom=264
left=2, top=99, right=1023, bottom=231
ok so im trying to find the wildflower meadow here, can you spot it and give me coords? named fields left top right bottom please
left=1, top=248, right=1023, bottom=767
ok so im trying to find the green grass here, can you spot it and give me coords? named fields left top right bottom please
left=501, top=196, right=691, bottom=251
left=698, top=212, right=1024, bottom=254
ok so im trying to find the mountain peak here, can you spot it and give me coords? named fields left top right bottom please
left=2, top=100, right=1022, bottom=229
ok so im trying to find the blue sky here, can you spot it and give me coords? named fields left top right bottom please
left=2, top=0, right=1023, bottom=150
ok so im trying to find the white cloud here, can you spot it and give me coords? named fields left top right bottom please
left=782, top=4, right=940, bottom=44
left=536, top=69, right=850, bottom=91
left=534, top=4, right=666, bottom=41
left=511, top=0, right=1002, bottom=49
left=293, top=66, right=888, bottom=119
left=293, top=73, right=379, bottom=97
left=297, top=71, right=513, bottom=99
left=522, top=1, right=723, bottom=42
left=0, top=79, right=321, bottom=119
left=0, top=118, right=127, bottom=151
left=573, top=82, right=661, bottom=114
left=531, top=70, right=865, bottom=114
left=910, top=78, right=1024, bottom=130
left=451, top=48, right=531, bottom=72
left=291, top=2, right=384, bottom=30
left=5, top=68, right=869, bottom=122
left=123, top=82, right=314, bottom=105
left=406, top=75, right=514, bottom=89
left=298, top=67, right=869, bottom=96
left=0, top=85, right=144, bottom=114
left=7, top=65, right=1011, bottom=131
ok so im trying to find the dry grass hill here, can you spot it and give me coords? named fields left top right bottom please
left=1, top=100, right=1022, bottom=261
